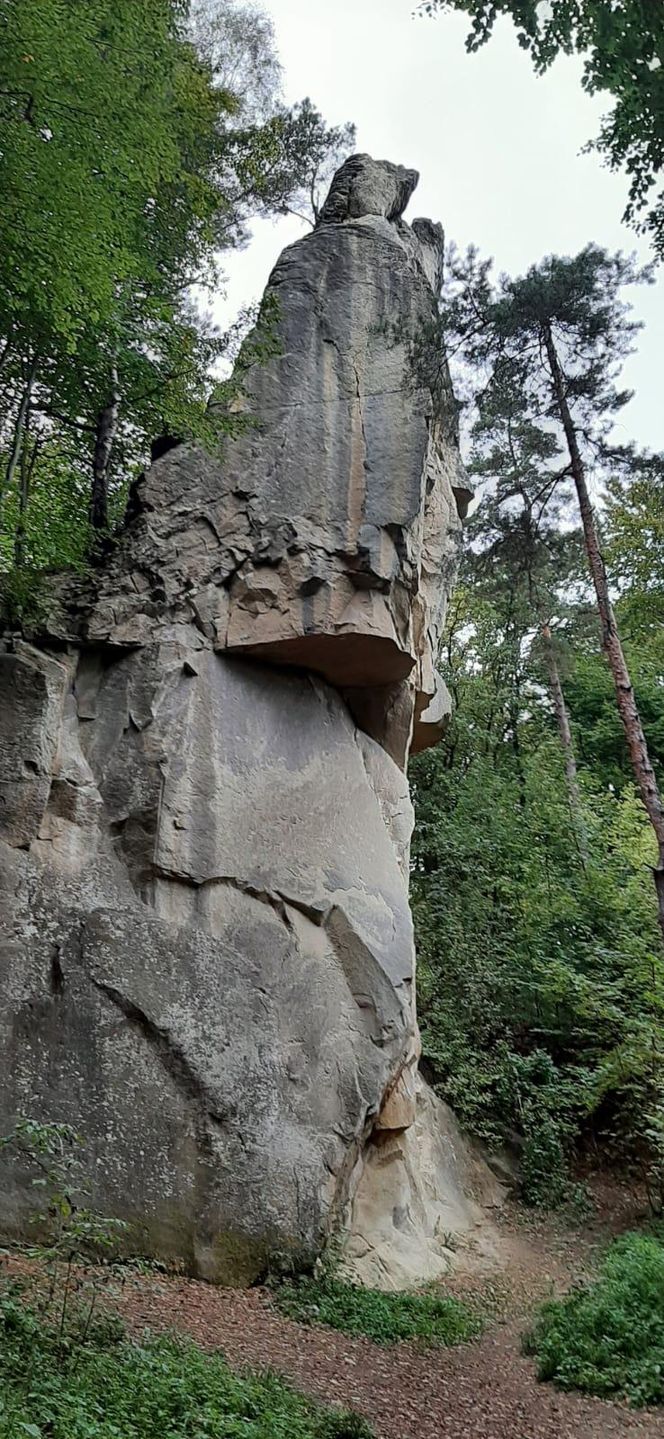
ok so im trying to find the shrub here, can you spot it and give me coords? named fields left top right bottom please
left=524, top=1232, right=664, bottom=1406
left=273, top=1274, right=481, bottom=1347
left=0, top=1285, right=372, bottom=1438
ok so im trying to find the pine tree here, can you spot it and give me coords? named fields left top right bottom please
left=446, top=243, right=664, bottom=938
left=468, top=375, right=590, bottom=863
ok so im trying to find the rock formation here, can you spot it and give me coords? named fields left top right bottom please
left=0, top=156, right=493, bottom=1284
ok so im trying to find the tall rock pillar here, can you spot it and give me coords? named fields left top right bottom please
left=0, top=157, right=481, bottom=1284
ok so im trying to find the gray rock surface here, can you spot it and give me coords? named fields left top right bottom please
left=0, top=639, right=414, bottom=1279
left=343, top=1078, right=506, bottom=1290
left=0, top=156, right=483, bottom=1283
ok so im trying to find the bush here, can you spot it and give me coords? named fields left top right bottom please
left=0, top=1285, right=372, bottom=1439
left=520, top=1112, right=569, bottom=1208
left=524, top=1232, right=664, bottom=1406
left=273, top=1274, right=481, bottom=1347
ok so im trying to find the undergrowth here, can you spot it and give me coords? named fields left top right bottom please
left=273, top=1273, right=482, bottom=1347
left=524, top=1231, right=664, bottom=1407
left=0, top=1283, right=372, bottom=1439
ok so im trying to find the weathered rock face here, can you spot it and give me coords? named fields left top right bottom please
left=343, top=1079, right=505, bottom=1291
left=0, top=156, right=478, bottom=1283
left=0, top=639, right=414, bottom=1279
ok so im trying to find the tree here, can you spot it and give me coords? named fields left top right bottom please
left=411, top=498, right=664, bottom=1199
left=269, top=99, right=357, bottom=226
left=444, top=243, right=664, bottom=941
left=0, top=0, right=355, bottom=562
left=605, top=447, right=664, bottom=638
left=467, top=374, right=591, bottom=861
left=411, top=562, right=663, bottom=1200
left=423, top=1, right=664, bottom=257
left=0, top=0, right=233, bottom=532
left=189, top=0, right=283, bottom=122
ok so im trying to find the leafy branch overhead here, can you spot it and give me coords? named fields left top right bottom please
left=423, top=1, right=664, bottom=258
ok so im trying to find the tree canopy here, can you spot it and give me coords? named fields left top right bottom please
left=0, top=0, right=354, bottom=577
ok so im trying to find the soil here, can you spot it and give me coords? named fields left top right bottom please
left=5, top=1180, right=663, bottom=1439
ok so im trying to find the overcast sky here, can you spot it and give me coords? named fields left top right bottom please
left=215, top=0, right=663, bottom=455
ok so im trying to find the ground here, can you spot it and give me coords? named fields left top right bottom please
left=4, top=1181, right=663, bottom=1438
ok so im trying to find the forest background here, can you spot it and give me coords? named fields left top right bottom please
left=1, top=0, right=664, bottom=1210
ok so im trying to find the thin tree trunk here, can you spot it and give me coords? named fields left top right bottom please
left=519, top=483, right=588, bottom=865
left=511, top=670, right=527, bottom=808
left=540, top=621, right=588, bottom=865
left=90, top=361, right=120, bottom=532
left=0, top=335, right=13, bottom=380
left=13, top=428, right=40, bottom=567
left=2, top=355, right=37, bottom=504
left=544, top=323, right=664, bottom=935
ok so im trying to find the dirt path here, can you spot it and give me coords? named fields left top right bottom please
left=112, top=1265, right=661, bottom=1438
left=6, top=1190, right=663, bottom=1438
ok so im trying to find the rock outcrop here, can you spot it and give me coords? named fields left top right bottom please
left=0, top=156, right=486, bottom=1284
left=344, top=1080, right=505, bottom=1290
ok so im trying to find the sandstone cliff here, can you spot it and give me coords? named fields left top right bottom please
left=0, top=156, right=496, bottom=1284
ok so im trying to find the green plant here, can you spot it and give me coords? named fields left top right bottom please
left=273, top=1274, right=481, bottom=1347
left=411, top=409, right=664, bottom=1200
left=0, top=1287, right=373, bottom=1438
left=520, top=1116, right=568, bottom=1209
left=524, top=1232, right=664, bottom=1406
left=0, top=567, right=47, bottom=627
left=0, top=1119, right=128, bottom=1348
left=644, top=1101, right=664, bottom=1216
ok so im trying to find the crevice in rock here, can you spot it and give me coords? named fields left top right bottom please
left=146, top=863, right=341, bottom=937
left=86, top=971, right=229, bottom=1129
left=352, top=359, right=369, bottom=469
left=49, top=945, right=65, bottom=996
left=147, top=866, right=297, bottom=931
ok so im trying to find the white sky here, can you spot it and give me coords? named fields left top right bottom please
left=215, top=0, right=663, bottom=455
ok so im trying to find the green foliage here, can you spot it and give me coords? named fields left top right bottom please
left=0, top=1119, right=129, bottom=1353
left=0, top=0, right=354, bottom=561
left=606, top=449, right=664, bottom=643
left=273, top=1274, right=481, bottom=1347
left=524, top=1232, right=664, bottom=1406
left=0, top=1119, right=128, bottom=1264
left=413, top=237, right=664, bottom=1201
left=412, top=571, right=664, bottom=1199
left=423, top=1, right=664, bottom=257
left=564, top=647, right=664, bottom=791
left=0, top=1286, right=372, bottom=1438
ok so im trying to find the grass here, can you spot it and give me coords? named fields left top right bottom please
left=0, top=1284, right=373, bottom=1439
left=273, top=1273, right=482, bottom=1347
left=524, top=1231, right=664, bottom=1407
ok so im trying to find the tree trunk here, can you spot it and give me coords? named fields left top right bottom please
left=540, top=621, right=588, bottom=865
left=13, top=429, right=41, bottom=568
left=510, top=669, right=527, bottom=808
left=0, top=335, right=13, bottom=380
left=90, top=362, right=120, bottom=532
left=544, top=323, right=664, bottom=936
left=2, top=355, right=37, bottom=505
